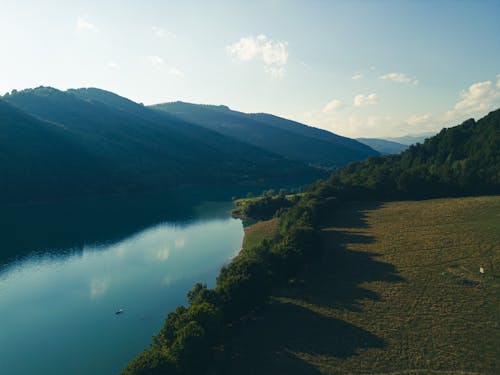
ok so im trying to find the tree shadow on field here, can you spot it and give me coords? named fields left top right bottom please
left=221, top=201, right=405, bottom=374
left=222, top=300, right=385, bottom=375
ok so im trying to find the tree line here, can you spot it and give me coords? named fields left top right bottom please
left=122, top=108, right=499, bottom=374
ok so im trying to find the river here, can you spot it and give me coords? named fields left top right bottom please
left=0, top=192, right=244, bottom=374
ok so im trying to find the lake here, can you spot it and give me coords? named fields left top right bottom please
left=0, top=192, right=244, bottom=374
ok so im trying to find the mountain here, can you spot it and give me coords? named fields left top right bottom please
left=384, top=132, right=437, bottom=145
left=1, top=87, right=318, bottom=205
left=356, top=138, right=408, bottom=154
left=0, top=98, right=113, bottom=203
left=330, top=109, right=500, bottom=199
left=151, top=101, right=378, bottom=167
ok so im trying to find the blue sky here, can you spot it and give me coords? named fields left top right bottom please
left=1, top=0, right=499, bottom=137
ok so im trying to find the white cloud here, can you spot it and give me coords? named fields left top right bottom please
left=226, top=34, right=289, bottom=78
left=107, top=61, right=119, bottom=69
left=379, top=72, right=418, bottom=85
left=169, top=67, right=182, bottom=76
left=323, top=99, right=345, bottom=113
left=351, top=73, right=363, bottom=80
left=445, top=80, right=500, bottom=121
left=354, top=93, right=379, bottom=107
left=406, top=113, right=431, bottom=126
left=265, top=66, right=285, bottom=79
left=76, top=16, right=98, bottom=32
left=147, top=55, right=164, bottom=66
left=497, top=73, right=500, bottom=88
left=152, top=26, right=176, bottom=39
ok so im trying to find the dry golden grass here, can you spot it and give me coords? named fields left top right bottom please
left=223, top=196, right=500, bottom=375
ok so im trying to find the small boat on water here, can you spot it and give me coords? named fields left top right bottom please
left=115, top=309, right=124, bottom=315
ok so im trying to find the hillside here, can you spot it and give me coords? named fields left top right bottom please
left=151, top=101, right=378, bottom=167
left=0, top=99, right=107, bottom=203
left=1, top=87, right=319, bottom=205
left=385, top=132, right=437, bottom=145
left=120, top=108, right=500, bottom=375
left=330, top=109, right=500, bottom=199
left=223, top=196, right=500, bottom=374
left=356, top=137, right=408, bottom=154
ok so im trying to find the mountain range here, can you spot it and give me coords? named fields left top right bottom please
left=384, top=132, right=437, bottom=145
left=0, top=87, right=377, bottom=205
left=356, top=138, right=408, bottom=154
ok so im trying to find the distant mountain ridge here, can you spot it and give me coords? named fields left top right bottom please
left=384, top=132, right=437, bottom=145
left=151, top=101, right=377, bottom=167
left=356, top=138, right=408, bottom=154
left=0, top=87, right=375, bottom=205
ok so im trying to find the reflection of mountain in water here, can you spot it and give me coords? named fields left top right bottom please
left=0, top=187, right=253, bottom=266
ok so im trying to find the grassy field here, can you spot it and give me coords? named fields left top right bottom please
left=242, top=218, right=280, bottom=250
left=223, top=196, right=500, bottom=374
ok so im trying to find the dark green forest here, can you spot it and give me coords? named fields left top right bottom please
left=152, top=101, right=377, bottom=167
left=121, top=110, right=499, bottom=374
left=323, top=109, right=500, bottom=200
left=0, top=87, right=379, bottom=205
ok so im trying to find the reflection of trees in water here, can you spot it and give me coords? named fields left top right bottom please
left=0, top=182, right=310, bottom=267
left=0, top=188, right=225, bottom=266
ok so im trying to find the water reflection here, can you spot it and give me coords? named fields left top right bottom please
left=0, top=194, right=244, bottom=375
left=0, top=188, right=241, bottom=267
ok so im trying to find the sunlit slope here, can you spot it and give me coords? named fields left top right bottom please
left=224, top=196, right=500, bottom=374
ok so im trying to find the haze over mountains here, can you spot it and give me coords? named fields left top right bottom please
left=356, top=138, right=408, bottom=154
left=385, top=132, right=438, bottom=145
left=0, top=87, right=377, bottom=205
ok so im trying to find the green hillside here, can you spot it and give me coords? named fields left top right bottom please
left=1, top=87, right=320, bottom=205
left=0, top=99, right=107, bottom=204
left=224, top=196, right=500, bottom=374
left=120, top=109, right=499, bottom=375
left=329, top=109, right=500, bottom=199
left=151, top=101, right=378, bottom=167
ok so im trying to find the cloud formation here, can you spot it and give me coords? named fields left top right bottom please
left=380, top=72, right=418, bottom=85
left=354, top=93, right=379, bottom=107
left=169, top=67, right=182, bottom=76
left=445, top=79, right=500, bottom=121
left=152, top=26, right=176, bottom=39
left=323, top=99, right=345, bottom=113
left=147, top=55, right=164, bottom=66
left=226, top=34, right=289, bottom=78
left=351, top=73, right=363, bottom=80
left=406, top=113, right=431, bottom=126
left=76, top=16, right=98, bottom=32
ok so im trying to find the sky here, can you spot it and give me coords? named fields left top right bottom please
left=1, top=0, right=499, bottom=138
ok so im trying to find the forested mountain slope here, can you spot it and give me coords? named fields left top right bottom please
left=1, top=87, right=317, bottom=205
left=152, top=101, right=378, bottom=167
left=326, top=109, right=500, bottom=199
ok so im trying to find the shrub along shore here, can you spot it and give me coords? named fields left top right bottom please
left=121, top=189, right=338, bottom=374
left=122, top=109, right=499, bottom=374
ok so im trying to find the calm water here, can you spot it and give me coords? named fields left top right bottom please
left=0, top=194, right=244, bottom=374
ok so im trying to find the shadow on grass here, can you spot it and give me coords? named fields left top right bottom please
left=221, top=201, right=405, bottom=374
left=298, top=227, right=404, bottom=312
left=222, top=300, right=386, bottom=375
